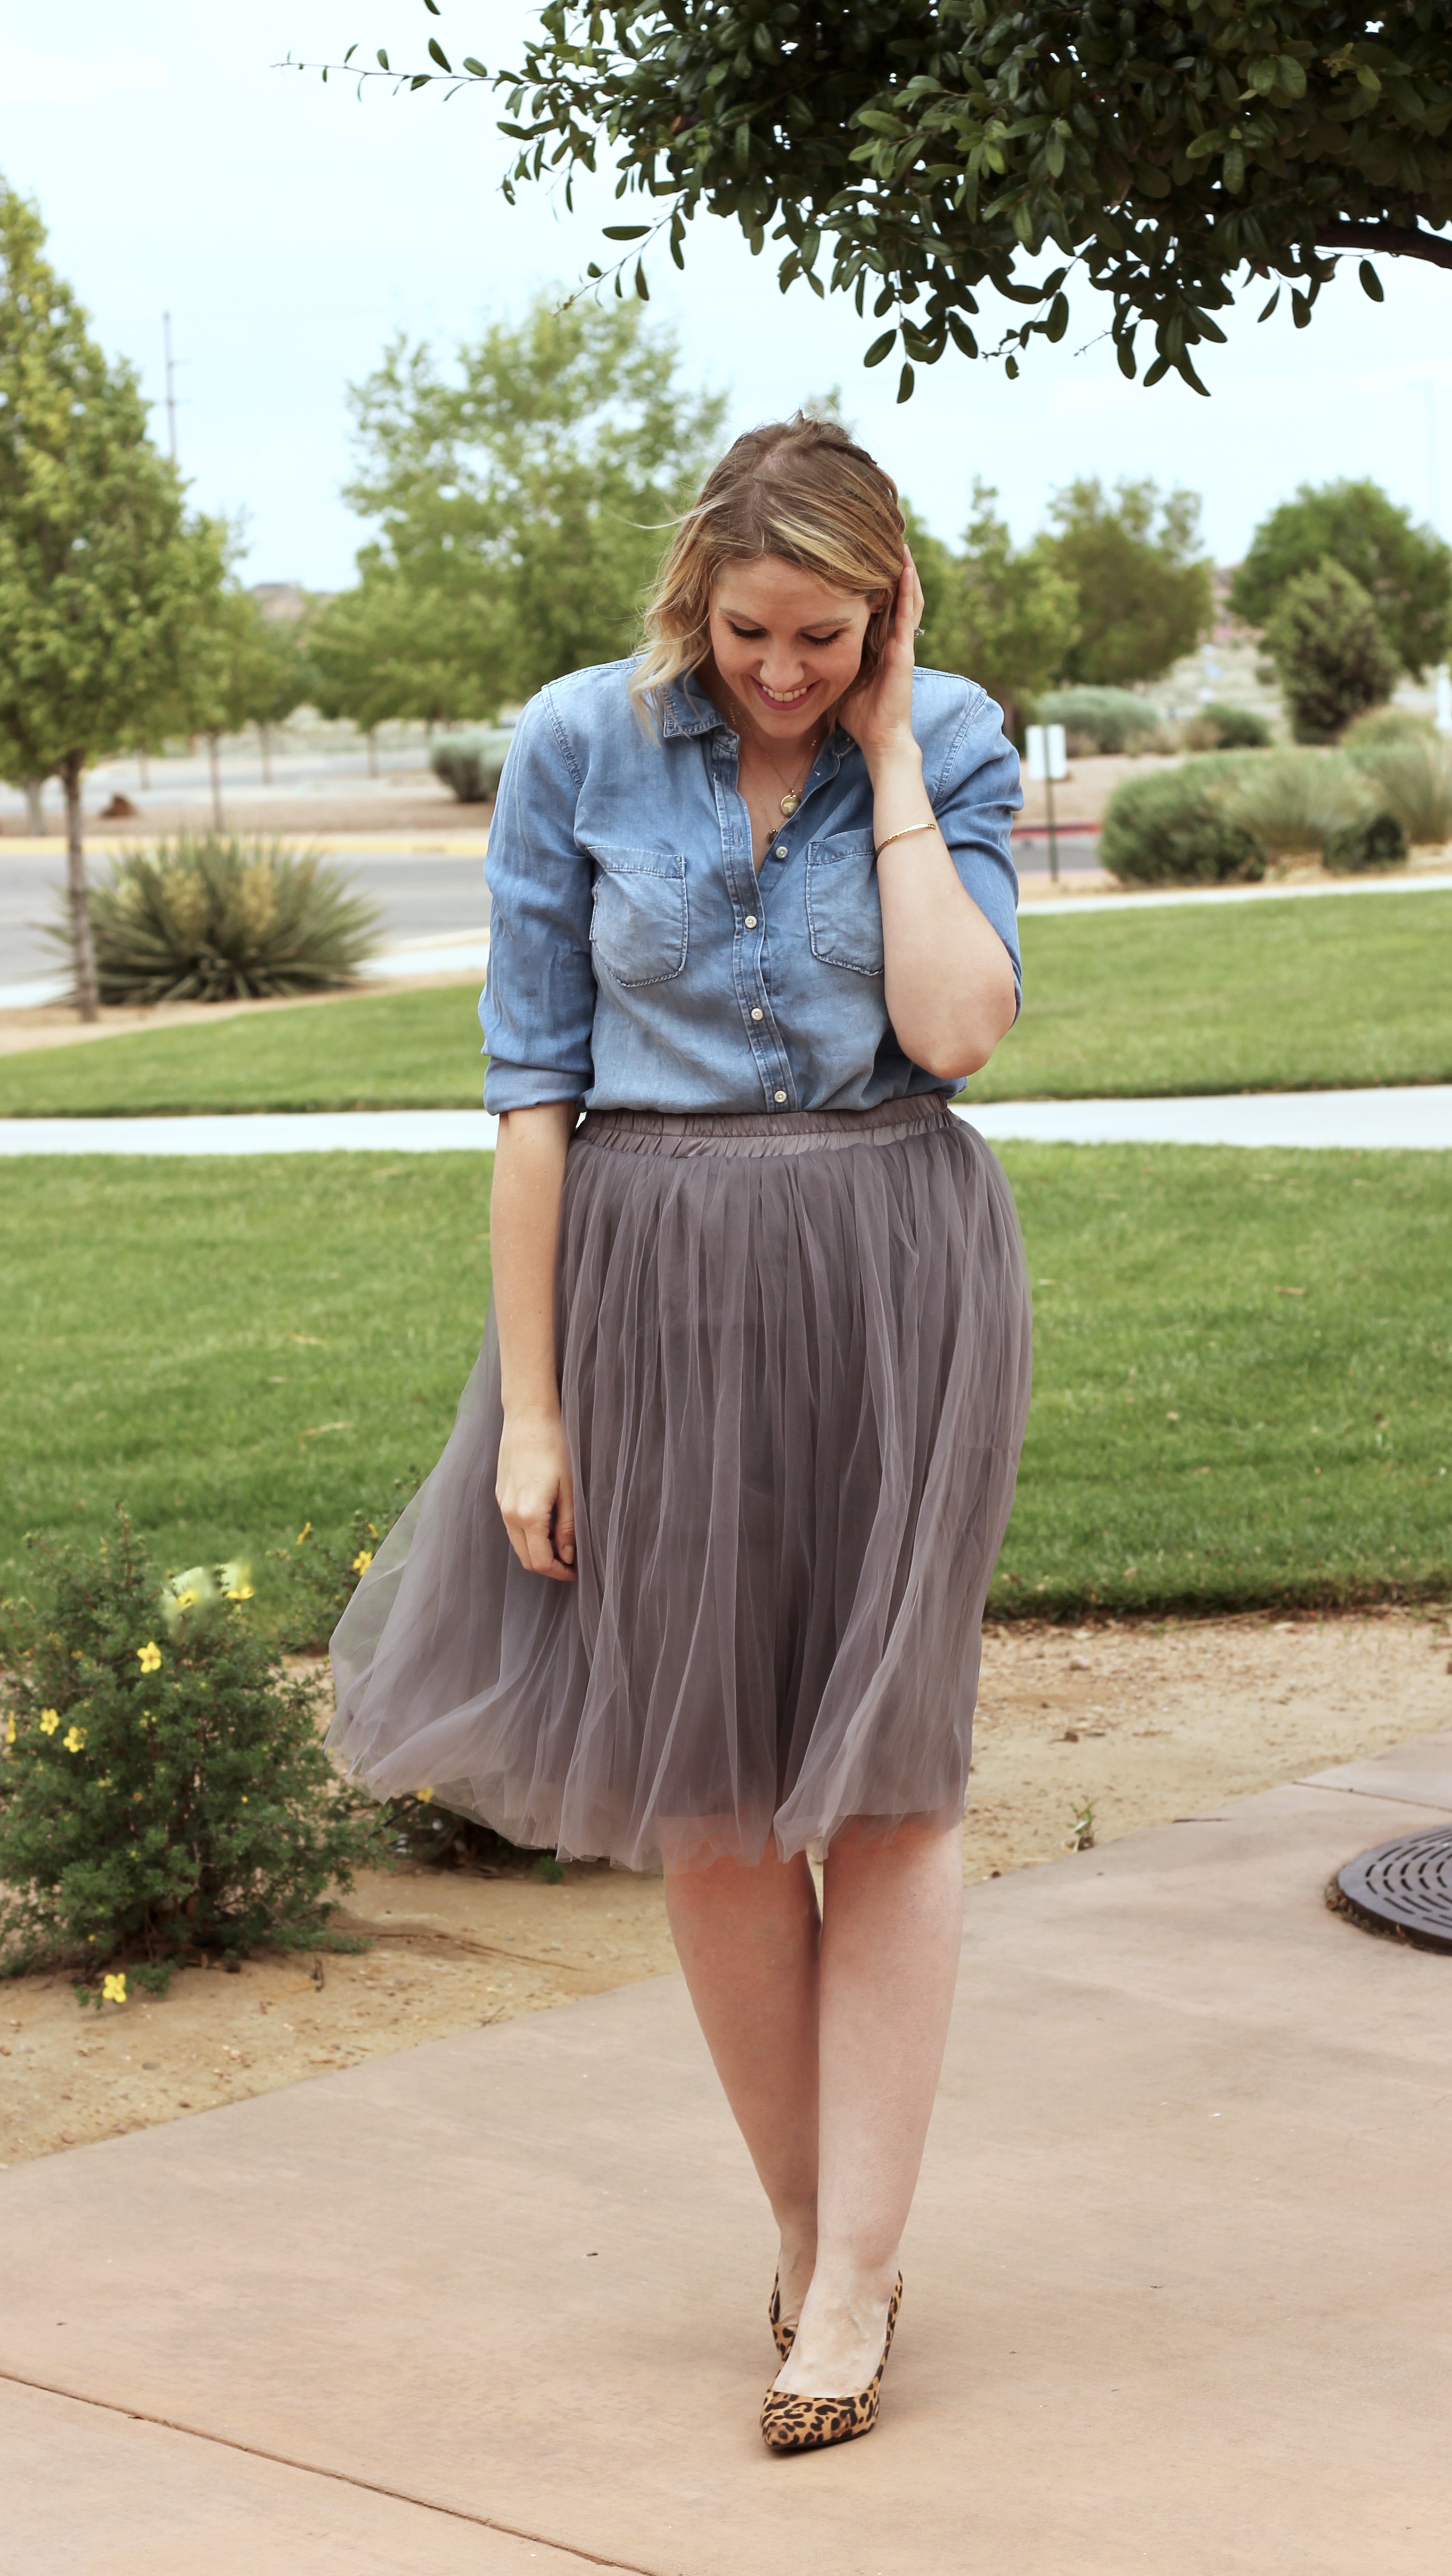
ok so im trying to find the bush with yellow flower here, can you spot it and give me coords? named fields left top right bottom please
left=0, top=1509, right=388, bottom=2000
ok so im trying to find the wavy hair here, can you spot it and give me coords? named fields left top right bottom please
left=630, top=415, right=906, bottom=720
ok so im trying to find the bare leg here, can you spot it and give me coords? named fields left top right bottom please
left=663, top=1845, right=822, bottom=2325
left=665, top=1818, right=964, bottom=2390
left=775, top=1818, right=964, bottom=2393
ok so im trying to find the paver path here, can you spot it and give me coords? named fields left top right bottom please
left=3, top=1729, right=1449, bottom=2574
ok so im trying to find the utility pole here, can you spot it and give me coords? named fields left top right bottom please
left=162, top=311, right=178, bottom=466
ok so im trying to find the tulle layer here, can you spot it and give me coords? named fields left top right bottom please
left=328, top=1096, right=1031, bottom=1872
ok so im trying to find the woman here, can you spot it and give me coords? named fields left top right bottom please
left=331, top=416, right=1031, bottom=2454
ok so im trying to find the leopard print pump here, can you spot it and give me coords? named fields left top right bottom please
left=759, top=2274, right=903, bottom=2455
left=768, top=2270, right=797, bottom=2362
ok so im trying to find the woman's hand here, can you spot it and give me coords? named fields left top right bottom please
left=496, top=1408, right=577, bottom=1582
left=838, top=549, right=923, bottom=778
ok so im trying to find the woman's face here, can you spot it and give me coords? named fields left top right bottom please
left=706, top=555, right=877, bottom=740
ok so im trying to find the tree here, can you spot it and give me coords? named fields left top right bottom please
left=321, top=6, right=1452, bottom=398
left=303, top=565, right=511, bottom=760
left=1034, top=479, right=1213, bottom=687
left=1263, top=559, right=1399, bottom=742
left=0, top=188, right=227, bottom=1018
left=339, top=293, right=726, bottom=710
left=1229, top=479, right=1452, bottom=677
left=186, top=581, right=309, bottom=826
left=915, top=483, right=1080, bottom=735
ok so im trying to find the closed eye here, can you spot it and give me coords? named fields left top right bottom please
left=725, top=621, right=849, bottom=644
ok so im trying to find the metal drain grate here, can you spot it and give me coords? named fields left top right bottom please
left=1334, top=1826, right=1452, bottom=1952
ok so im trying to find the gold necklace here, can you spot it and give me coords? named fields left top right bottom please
left=739, top=705, right=826, bottom=817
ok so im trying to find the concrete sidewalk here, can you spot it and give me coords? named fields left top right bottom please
left=3, top=1732, right=1449, bottom=2576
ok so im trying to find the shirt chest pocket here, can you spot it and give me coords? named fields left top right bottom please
left=586, top=847, right=690, bottom=987
left=805, top=831, right=884, bottom=978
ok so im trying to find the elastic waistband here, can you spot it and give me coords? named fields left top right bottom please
left=575, top=1094, right=955, bottom=1161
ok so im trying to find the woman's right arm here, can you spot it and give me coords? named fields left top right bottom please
left=490, top=1101, right=580, bottom=1582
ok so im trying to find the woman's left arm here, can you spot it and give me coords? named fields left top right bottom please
left=840, top=554, right=1019, bottom=1081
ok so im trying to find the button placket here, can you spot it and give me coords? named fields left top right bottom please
left=711, top=742, right=795, bottom=1110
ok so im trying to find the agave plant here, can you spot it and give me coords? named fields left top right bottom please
left=54, top=835, right=382, bottom=1004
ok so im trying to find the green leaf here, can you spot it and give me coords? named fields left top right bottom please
left=947, top=311, right=979, bottom=358
left=635, top=259, right=649, bottom=301
left=1358, top=259, right=1384, bottom=302
left=427, top=38, right=452, bottom=72
left=602, top=224, right=651, bottom=240
left=1045, top=292, right=1069, bottom=342
left=1275, top=56, right=1306, bottom=99
left=1116, top=338, right=1136, bottom=380
left=896, top=361, right=915, bottom=404
left=1257, top=286, right=1281, bottom=322
left=863, top=329, right=897, bottom=367
left=1291, top=288, right=1311, bottom=329
left=376, top=48, right=390, bottom=71
left=463, top=59, right=487, bottom=79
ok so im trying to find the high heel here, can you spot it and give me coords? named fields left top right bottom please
left=768, top=2269, right=795, bottom=2362
left=760, top=2274, right=903, bottom=2455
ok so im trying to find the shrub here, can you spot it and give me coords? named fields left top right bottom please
left=1037, top=687, right=1164, bottom=756
left=60, top=835, right=381, bottom=1005
left=1342, top=705, right=1437, bottom=751
left=1322, top=810, right=1409, bottom=874
left=1183, top=701, right=1273, bottom=751
left=1262, top=560, right=1400, bottom=743
left=0, top=1514, right=388, bottom=1992
left=1344, top=731, right=1452, bottom=847
left=1217, top=748, right=1373, bottom=858
left=430, top=732, right=512, bottom=804
left=273, top=1486, right=416, bottom=1655
left=1098, top=760, right=1266, bottom=886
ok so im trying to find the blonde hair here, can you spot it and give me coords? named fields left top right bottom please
left=631, top=415, right=906, bottom=718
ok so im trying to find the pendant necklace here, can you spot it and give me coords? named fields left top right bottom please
left=740, top=704, right=826, bottom=817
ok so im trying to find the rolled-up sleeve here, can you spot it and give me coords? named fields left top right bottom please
left=480, top=688, right=597, bottom=1111
left=921, top=679, right=1023, bottom=1011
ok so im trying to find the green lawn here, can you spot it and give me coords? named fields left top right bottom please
left=1, top=888, right=1449, bottom=1115
left=972, top=887, right=1452, bottom=1100
left=3, top=1146, right=1446, bottom=1623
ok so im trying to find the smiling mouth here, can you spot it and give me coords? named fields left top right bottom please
left=752, top=677, right=817, bottom=708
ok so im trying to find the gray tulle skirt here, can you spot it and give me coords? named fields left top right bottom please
left=327, top=1095, right=1031, bottom=1873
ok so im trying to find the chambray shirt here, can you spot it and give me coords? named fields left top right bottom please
left=481, top=659, right=1021, bottom=1117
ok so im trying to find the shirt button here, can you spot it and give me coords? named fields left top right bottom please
left=774, top=844, right=788, bottom=859
left=744, top=913, right=758, bottom=928
left=774, top=1090, right=787, bottom=1104
left=751, top=1006, right=764, bottom=1021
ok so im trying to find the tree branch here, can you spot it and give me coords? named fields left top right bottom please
left=1314, top=220, right=1452, bottom=272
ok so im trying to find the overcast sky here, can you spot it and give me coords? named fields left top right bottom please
left=5, top=0, right=1451, bottom=589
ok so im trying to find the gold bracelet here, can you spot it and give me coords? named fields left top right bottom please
left=874, top=817, right=939, bottom=859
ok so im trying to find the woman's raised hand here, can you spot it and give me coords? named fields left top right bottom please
left=838, top=549, right=923, bottom=773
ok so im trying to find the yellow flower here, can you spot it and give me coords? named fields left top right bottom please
left=137, top=1642, right=162, bottom=1673
left=102, top=1973, right=127, bottom=2006
left=175, top=1589, right=198, bottom=1611
left=4, top=1714, right=15, bottom=1745
left=226, top=1582, right=255, bottom=1602
left=365, top=1521, right=378, bottom=1538
left=417, top=1785, right=433, bottom=1803
left=351, top=1549, right=374, bottom=1576
left=63, top=1725, right=87, bottom=1753
left=296, top=1522, right=313, bottom=1545
left=39, top=1708, right=60, bottom=1735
